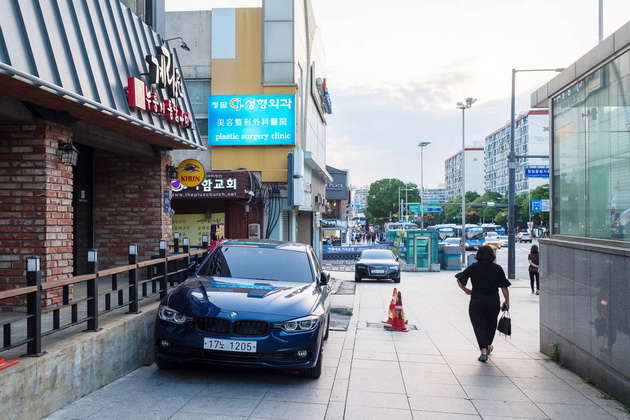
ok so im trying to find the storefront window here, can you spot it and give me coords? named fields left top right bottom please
left=552, top=53, right=630, bottom=241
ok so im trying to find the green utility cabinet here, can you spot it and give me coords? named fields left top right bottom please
left=402, top=230, right=439, bottom=271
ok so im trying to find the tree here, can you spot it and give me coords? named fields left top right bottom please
left=365, top=179, right=420, bottom=227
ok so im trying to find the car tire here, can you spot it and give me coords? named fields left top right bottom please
left=300, top=347, right=323, bottom=379
left=354, top=274, right=361, bottom=282
left=155, top=356, right=178, bottom=370
left=323, top=313, right=330, bottom=341
left=393, top=276, right=401, bottom=283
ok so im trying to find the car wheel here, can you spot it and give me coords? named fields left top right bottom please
left=300, top=347, right=323, bottom=379
left=354, top=274, right=361, bottom=282
left=393, top=275, right=401, bottom=283
left=155, top=356, right=178, bottom=370
left=323, top=313, right=330, bottom=341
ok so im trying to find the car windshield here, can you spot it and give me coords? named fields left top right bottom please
left=198, top=246, right=313, bottom=283
left=360, top=250, right=394, bottom=260
left=444, top=238, right=460, bottom=244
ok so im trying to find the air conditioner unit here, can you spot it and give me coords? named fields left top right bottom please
left=248, top=223, right=261, bottom=239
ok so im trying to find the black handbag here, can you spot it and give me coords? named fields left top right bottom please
left=497, top=310, right=511, bottom=337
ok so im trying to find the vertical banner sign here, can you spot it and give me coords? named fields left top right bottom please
left=208, top=94, right=296, bottom=146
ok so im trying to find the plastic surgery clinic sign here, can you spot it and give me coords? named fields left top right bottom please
left=208, top=94, right=295, bottom=146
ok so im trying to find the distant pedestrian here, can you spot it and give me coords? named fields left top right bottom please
left=456, top=245, right=511, bottom=362
left=528, top=244, right=540, bottom=295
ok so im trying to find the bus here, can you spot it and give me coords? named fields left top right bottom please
left=481, top=223, right=506, bottom=235
left=384, top=222, right=418, bottom=232
left=454, top=225, right=485, bottom=250
left=428, top=224, right=456, bottom=240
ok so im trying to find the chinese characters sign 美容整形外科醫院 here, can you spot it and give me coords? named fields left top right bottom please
left=208, top=94, right=295, bottom=146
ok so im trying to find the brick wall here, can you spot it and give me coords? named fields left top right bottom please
left=93, top=150, right=173, bottom=268
left=0, top=121, right=74, bottom=307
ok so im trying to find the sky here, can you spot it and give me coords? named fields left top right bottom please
left=165, top=0, right=630, bottom=189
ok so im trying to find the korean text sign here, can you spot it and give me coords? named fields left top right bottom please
left=208, top=94, right=295, bottom=146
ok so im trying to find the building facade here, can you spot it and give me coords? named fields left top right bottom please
left=0, top=0, right=202, bottom=306
left=444, top=146, right=484, bottom=200
left=166, top=0, right=331, bottom=254
left=531, top=21, right=630, bottom=403
left=423, top=187, right=447, bottom=204
left=484, top=110, right=550, bottom=196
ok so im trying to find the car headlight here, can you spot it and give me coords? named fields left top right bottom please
left=355, top=264, right=366, bottom=269
left=274, top=315, right=319, bottom=333
left=158, top=305, right=189, bottom=324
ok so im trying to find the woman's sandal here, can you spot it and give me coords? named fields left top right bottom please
left=478, top=354, right=488, bottom=362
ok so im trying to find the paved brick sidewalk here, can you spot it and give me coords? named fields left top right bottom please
left=44, top=269, right=630, bottom=420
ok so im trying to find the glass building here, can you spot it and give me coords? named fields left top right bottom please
left=532, top=21, right=630, bottom=404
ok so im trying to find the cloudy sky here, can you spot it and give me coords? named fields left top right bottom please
left=166, top=0, right=630, bottom=189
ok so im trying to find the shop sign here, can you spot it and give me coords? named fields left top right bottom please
left=172, top=171, right=252, bottom=199
left=177, top=159, right=205, bottom=187
left=127, top=46, right=191, bottom=128
left=208, top=94, right=295, bottom=146
left=127, top=76, right=191, bottom=127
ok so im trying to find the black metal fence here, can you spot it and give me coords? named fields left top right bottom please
left=0, top=240, right=209, bottom=357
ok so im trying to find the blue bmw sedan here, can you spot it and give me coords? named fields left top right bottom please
left=154, top=240, right=331, bottom=378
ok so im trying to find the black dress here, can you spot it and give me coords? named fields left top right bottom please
left=458, top=261, right=511, bottom=350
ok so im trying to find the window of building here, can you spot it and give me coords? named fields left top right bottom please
left=186, top=80, right=211, bottom=138
left=552, top=53, right=630, bottom=241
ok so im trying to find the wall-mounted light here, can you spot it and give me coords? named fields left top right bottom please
left=164, top=37, right=190, bottom=52
left=58, top=141, right=79, bottom=166
left=166, top=165, right=178, bottom=180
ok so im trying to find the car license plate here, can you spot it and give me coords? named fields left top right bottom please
left=371, top=269, right=385, bottom=274
left=203, top=338, right=257, bottom=353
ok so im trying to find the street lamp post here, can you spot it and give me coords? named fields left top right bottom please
left=418, top=142, right=431, bottom=229
left=456, top=98, right=476, bottom=266
left=508, top=68, right=563, bottom=279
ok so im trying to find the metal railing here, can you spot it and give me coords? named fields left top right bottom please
left=0, top=240, right=209, bottom=357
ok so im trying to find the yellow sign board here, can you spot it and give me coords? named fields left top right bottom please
left=172, top=213, right=225, bottom=245
left=177, top=159, right=205, bottom=188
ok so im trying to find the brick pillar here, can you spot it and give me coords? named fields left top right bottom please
left=0, top=121, right=74, bottom=308
left=93, top=151, right=173, bottom=268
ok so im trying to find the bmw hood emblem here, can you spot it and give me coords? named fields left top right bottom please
left=228, top=311, right=239, bottom=319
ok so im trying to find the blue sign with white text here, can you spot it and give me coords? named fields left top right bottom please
left=208, top=94, right=296, bottom=146
left=524, top=167, right=549, bottom=178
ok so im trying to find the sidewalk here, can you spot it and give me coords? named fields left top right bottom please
left=44, top=269, right=630, bottom=420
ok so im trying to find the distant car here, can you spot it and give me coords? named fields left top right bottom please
left=519, top=233, right=532, bottom=243
left=354, top=249, right=401, bottom=283
left=483, top=237, right=502, bottom=249
left=440, top=238, right=461, bottom=246
left=498, top=235, right=509, bottom=247
left=485, top=232, right=499, bottom=238
left=154, top=240, right=331, bottom=378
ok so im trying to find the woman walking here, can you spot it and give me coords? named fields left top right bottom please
left=456, top=245, right=511, bottom=362
left=528, top=245, right=540, bottom=295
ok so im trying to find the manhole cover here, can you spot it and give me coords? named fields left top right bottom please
left=365, top=322, right=417, bottom=330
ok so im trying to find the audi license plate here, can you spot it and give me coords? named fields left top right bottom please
left=204, top=338, right=257, bottom=353
left=371, top=269, right=385, bottom=274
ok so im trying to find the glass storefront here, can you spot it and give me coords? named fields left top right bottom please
left=552, top=51, right=630, bottom=241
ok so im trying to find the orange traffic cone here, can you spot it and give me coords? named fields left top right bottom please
left=382, top=287, right=398, bottom=324
left=384, top=291, right=410, bottom=332
left=0, top=356, right=19, bottom=370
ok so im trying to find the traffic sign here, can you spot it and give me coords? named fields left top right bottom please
left=525, top=167, right=549, bottom=178
left=423, top=206, right=443, bottom=213
left=407, top=204, right=421, bottom=213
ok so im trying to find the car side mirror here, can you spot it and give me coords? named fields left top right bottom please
left=320, top=272, right=330, bottom=285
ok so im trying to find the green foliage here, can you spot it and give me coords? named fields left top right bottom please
left=365, top=178, right=420, bottom=225
left=549, top=342, right=561, bottom=364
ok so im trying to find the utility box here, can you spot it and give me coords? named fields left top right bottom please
left=248, top=223, right=260, bottom=239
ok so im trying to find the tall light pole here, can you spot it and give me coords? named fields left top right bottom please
left=508, top=68, right=563, bottom=279
left=456, top=98, right=476, bottom=266
left=418, top=142, right=431, bottom=229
